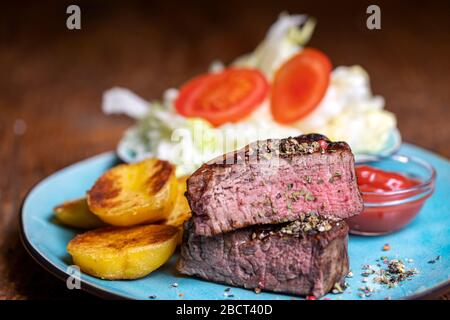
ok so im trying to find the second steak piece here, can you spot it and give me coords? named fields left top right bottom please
left=177, top=219, right=350, bottom=298
left=187, top=134, right=363, bottom=236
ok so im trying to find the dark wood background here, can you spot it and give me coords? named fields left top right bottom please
left=0, top=0, right=449, bottom=299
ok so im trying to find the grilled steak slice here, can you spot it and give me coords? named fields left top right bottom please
left=187, top=133, right=363, bottom=236
left=177, top=219, right=349, bottom=298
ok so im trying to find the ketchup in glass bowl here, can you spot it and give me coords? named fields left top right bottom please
left=347, top=155, right=436, bottom=235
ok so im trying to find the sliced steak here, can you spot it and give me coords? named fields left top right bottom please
left=177, top=219, right=349, bottom=298
left=187, top=133, right=363, bottom=236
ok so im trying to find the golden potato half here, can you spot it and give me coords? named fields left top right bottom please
left=54, top=198, right=106, bottom=229
left=67, top=224, right=178, bottom=280
left=87, top=158, right=178, bottom=226
left=162, top=176, right=192, bottom=244
left=164, top=176, right=191, bottom=228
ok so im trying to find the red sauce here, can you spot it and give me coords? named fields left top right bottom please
left=356, top=165, right=419, bottom=192
left=347, top=166, right=426, bottom=235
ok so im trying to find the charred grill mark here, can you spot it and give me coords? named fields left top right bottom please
left=70, top=225, right=179, bottom=250
left=146, top=160, right=174, bottom=194
left=88, top=172, right=121, bottom=208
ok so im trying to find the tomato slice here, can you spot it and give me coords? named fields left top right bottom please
left=271, top=48, right=332, bottom=124
left=175, top=68, right=269, bottom=126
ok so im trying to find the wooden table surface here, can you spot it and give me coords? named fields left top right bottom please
left=1, top=0, right=449, bottom=299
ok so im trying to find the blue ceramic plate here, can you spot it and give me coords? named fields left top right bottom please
left=20, top=143, right=449, bottom=300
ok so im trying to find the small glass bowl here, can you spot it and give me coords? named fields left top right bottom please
left=347, top=154, right=436, bottom=236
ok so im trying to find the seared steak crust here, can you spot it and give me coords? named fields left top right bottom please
left=177, top=221, right=349, bottom=298
left=187, top=134, right=363, bottom=236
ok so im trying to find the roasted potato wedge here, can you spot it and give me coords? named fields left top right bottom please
left=87, top=158, right=178, bottom=226
left=164, top=176, right=191, bottom=228
left=67, top=224, right=178, bottom=280
left=54, top=198, right=106, bottom=229
left=163, top=176, right=192, bottom=244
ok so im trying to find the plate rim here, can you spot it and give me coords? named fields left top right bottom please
left=19, top=149, right=450, bottom=300
left=19, top=151, right=132, bottom=300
